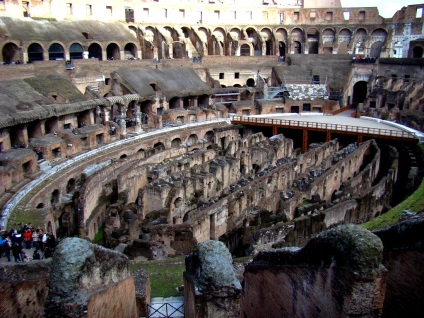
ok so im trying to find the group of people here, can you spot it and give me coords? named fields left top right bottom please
left=0, top=222, right=57, bottom=263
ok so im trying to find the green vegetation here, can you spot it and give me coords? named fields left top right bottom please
left=363, top=143, right=424, bottom=230
left=93, top=228, right=104, bottom=244
left=131, top=257, right=185, bottom=298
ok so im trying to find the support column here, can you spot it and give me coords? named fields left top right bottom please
left=326, top=130, right=331, bottom=142
left=273, top=126, right=278, bottom=136
left=302, top=128, right=308, bottom=152
left=358, top=134, right=363, bottom=144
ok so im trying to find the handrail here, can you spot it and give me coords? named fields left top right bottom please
left=230, top=115, right=417, bottom=139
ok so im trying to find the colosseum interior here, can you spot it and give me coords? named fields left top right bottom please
left=0, top=0, right=423, bottom=317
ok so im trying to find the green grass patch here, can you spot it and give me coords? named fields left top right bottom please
left=363, top=143, right=424, bottom=230
left=93, top=228, right=104, bottom=244
left=131, top=257, right=185, bottom=298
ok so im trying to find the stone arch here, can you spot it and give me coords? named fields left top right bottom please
left=51, top=189, right=60, bottom=207
left=353, top=28, right=367, bottom=55
left=88, top=42, right=103, bottom=60
left=353, top=81, right=368, bottom=105
left=169, top=97, right=180, bottom=109
left=322, top=28, right=335, bottom=54
left=337, top=28, right=352, bottom=54
left=246, top=78, right=255, bottom=87
left=290, top=28, right=304, bottom=54
left=197, top=27, right=209, bottom=44
left=28, top=42, right=44, bottom=62
left=2, top=42, right=22, bottom=63
left=48, top=43, right=65, bottom=60
left=124, top=43, right=138, bottom=59
left=106, top=43, right=120, bottom=60
left=211, top=28, right=225, bottom=55
left=171, top=138, right=181, bottom=148
left=246, top=27, right=261, bottom=55
left=187, top=134, right=198, bottom=146
left=370, top=28, right=387, bottom=58
left=153, top=142, right=165, bottom=152
left=240, top=43, right=252, bottom=56
left=70, top=43, right=84, bottom=60
left=128, top=25, right=138, bottom=38
left=66, top=178, right=76, bottom=193
left=412, top=45, right=423, bottom=58
left=306, top=28, right=319, bottom=54
left=204, top=131, right=215, bottom=142
left=261, top=28, right=274, bottom=56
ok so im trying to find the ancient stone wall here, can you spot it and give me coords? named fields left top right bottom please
left=0, top=260, right=51, bottom=318
left=374, top=215, right=424, bottom=318
left=241, top=225, right=386, bottom=318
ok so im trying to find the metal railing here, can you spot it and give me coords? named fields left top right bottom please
left=230, top=115, right=417, bottom=139
left=147, top=302, right=184, bottom=318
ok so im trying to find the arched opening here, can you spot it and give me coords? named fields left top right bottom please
left=107, top=43, right=120, bottom=60
left=240, top=44, right=251, bottom=56
left=307, top=28, right=319, bottom=54
left=187, top=134, right=198, bottom=146
left=246, top=78, right=255, bottom=87
left=27, top=120, right=43, bottom=139
left=278, top=41, right=286, bottom=56
left=48, top=43, right=65, bottom=60
left=66, top=178, right=76, bottom=193
left=171, top=138, right=181, bottom=148
left=198, top=95, right=209, bottom=108
left=352, top=81, right=368, bottom=105
left=70, top=43, right=83, bottom=60
left=169, top=97, right=180, bottom=109
left=292, top=41, right=302, bottom=54
left=370, top=41, right=384, bottom=58
left=153, top=142, right=165, bottom=152
left=183, top=212, right=189, bottom=222
left=412, top=46, right=423, bottom=58
left=120, top=154, right=127, bottom=159
left=204, top=131, right=214, bottom=142
left=2, top=43, right=21, bottom=63
left=88, top=43, right=103, bottom=60
left=124, top=43, right=137, bottom=59
left=44, top=117, right=58, bottom=134
left=51, top=189, right=60, bottom=208
left=265, top=40, right=272, bottom=55
left=28, top=43, right=44, bottom=62
left=36, top=203, right=44, bottom=209
left=173, top=42, right=185, bottom=59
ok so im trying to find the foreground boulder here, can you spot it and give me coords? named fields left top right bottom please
left=241, top=224, right=386, bottom=318
left=45, top=237, right=138, bottom=318
left=184, top=240, right=241, bottom=318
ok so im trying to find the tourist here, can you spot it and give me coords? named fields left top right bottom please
left=4, top=236, right=11, bottom=262
left=32, top=229, right=40, bottom=250
left=12, top=242, right=22, bottom=262
left=23, top=228, right=32, bottom=249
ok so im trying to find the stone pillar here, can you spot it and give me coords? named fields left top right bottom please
left=119, top=118, right=127, bottom=136
left=241, top=225, right=386, bottom=318
left=134, top=112, right=143, bottom=133
left=184, top=240, right=241, bottom=318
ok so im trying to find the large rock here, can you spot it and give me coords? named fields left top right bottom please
left=184, top=240, right=241, bottom=318
left=241, top=224, right=386, bottom=318
left=45, top=237, right=137, bottom=318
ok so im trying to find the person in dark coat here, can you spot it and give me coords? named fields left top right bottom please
left=11, top=242, right=22, bottom=262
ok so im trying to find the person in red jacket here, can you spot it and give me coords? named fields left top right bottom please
left=23, top=228, right=32, bottom=249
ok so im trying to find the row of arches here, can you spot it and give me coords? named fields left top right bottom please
left=2, top=41, right=139, bottom=63
left=135, top=24, right=391, bottom=58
